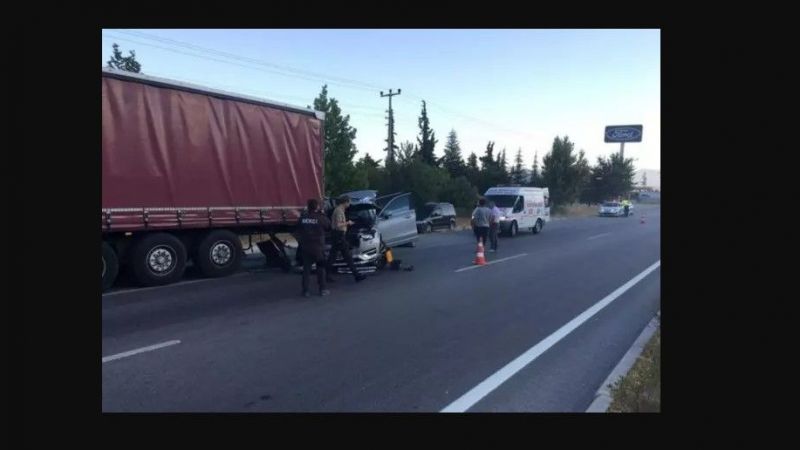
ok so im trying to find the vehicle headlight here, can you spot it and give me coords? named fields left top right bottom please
left=499, top=216, right=507, bottom=221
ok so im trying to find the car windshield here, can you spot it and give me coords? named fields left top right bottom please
left=486, top=195, right=517, bottom=208
left=603, top=202, right=620, bottom=207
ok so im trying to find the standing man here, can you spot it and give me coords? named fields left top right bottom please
left=327, top=195, right=367, bottom=283
left=622, top=198, right=631, bottom=217
left=488, top=201, right=501, bottom=252
left=298, top=198, right=331, bottom=297
left=471, top=197, right=492, bottom=247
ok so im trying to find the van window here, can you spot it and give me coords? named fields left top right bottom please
left=512, top=196, right=524, bottom=213
left=486, top=195, right=517, bottom=208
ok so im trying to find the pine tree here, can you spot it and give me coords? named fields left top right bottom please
left=510, top=148, right=526, bottom=185
left=465, top=151, right=480, bottom=188
left=106, top=43, right=142, bottom=73
left=498, top=148, right=510, bottom=184
left=530, top=151, right=541, bottom=186
left=416, top=100, right=438, bottom=166
left=441, top=129, right=465, bottom=178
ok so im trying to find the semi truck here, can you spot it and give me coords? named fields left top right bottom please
left=102, top=68, right=325, bottom=291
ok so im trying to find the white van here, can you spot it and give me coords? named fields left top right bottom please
left=484, top=186, right=550, bottom=237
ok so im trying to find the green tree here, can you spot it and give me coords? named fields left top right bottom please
left=441, top=129, right=465, bottom=178
left=397, top=141, right=419, bottom=167
left=465, top=151, right=480, bottom=188
left=312, top=85, right=364, bottom=195
left=509, top=148, right=526, bottom=185
left=441, top=175, right=479, bottom=209
left=586, top=153, right=637, bottom=203
left=106, top=43, right=142, bottom=73
left=529, top=151, right=542, bottom=186
left=497, top=148, right=510, bottom=185
left=541, top=136, right=584, bottom=208
left=574, top=150, right=592, bottom=205
left=355, top=152, right=384, bottom=191
left=416, top=101, right=439, bottom=166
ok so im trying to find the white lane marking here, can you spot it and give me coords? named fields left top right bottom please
left=103, top=272, right=249, bottom=297
left=441, top=260, right=661, bottom=413
left=587, top=232, right=612, bottom=240
left=454, top=253, right=528, bottom=273
left=102, top=340, right=181, bottom=363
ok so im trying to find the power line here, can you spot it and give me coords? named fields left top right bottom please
left=103, top=31, right=548, bottom=145
left=102, top=33, right=380, bottom=94
left=117, top=30, right=388, bottom=92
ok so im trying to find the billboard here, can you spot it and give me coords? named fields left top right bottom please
left=604, top=125, right=643, bottom=143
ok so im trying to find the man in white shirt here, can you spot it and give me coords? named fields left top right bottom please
left=489, top=201, right=502, bottom=252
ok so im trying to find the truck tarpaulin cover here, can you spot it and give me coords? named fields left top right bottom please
left=102, top=73, right=324, bottom=232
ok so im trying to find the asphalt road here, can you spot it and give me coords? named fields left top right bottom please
left=102, top=205, right=661, bottom=412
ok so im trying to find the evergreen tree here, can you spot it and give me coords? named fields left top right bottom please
left=440, top=129, right=465, bottom=178
left=106, top=43, right=142, bottom=73
left=510, top=148, right=526, bottom=185
left=416, top=100, right=439, bottom=166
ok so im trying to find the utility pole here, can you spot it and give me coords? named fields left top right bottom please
left=380, top=89, right=401, bottom=165
left=620, top=142, right=625, bottom=160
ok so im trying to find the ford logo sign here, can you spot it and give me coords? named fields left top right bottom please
left=605, top=125, right=643, bottom=143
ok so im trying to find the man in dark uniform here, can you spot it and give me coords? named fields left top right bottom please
left=298, top=198, right=331, bottom=297
left=327, top=195, right=366, bottom=284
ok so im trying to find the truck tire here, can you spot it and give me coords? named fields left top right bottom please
left=425, top=223, right=433, bottom=234
left=509, top=221, right=518, bottom=237
left=194, top=229, right=243, bottom=278
left=102, top=241, right=119, bottom=292
left=532, top=219, right=543, bottom=234
left=130, top=232, right=187, bottom=286
left=449, top=219, right=456, bottom=231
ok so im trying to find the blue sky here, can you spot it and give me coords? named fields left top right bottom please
left=101, top=29, right=660, bottom=170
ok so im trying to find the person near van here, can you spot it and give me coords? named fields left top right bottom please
left=298, top=198, right=331, bottom=297
left=489, top=201, right=501, bottom=252
left=471, top=198, right=492, bottom=246
left=327, top=195, right=367, bottom=284
left=622, top=198, right=631, bottom=217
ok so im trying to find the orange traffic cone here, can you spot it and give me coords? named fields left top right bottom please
left=474, top=240, right=487, bottom=265
left=640, top=215, right=646, bottom=224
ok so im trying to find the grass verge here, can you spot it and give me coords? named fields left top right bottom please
left=608, top=324, right=661, bottom=412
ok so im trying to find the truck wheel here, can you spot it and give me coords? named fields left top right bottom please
left=426, top=223, right=433, bottom=234
left=194, top=229, right=243, bottom=278
left=449, top=219, right=456, bottom=231
left=102, top=241, right=119, bottom=292
left=509, top=221, right=518, bottom=237
left=130, top=233, right=187, bottom=286
left=532, top=220, right=543, bottom=234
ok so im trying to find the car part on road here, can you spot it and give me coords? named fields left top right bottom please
left=194, top=229, right=243, bottom=278
left=102, top=241, right=119, bottom=292
left=532, top=219, right=543, bottom=234
left=130, top=232, right=188, bottom=286
left=258, top=236, right=292, bottom=272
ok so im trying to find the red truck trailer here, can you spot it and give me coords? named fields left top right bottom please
left=102, top=68, right=325, bottom=291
